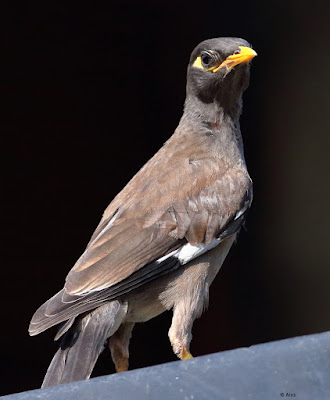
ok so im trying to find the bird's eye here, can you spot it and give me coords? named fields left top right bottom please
left=193, top=50, right=221, bottom=72
left=201, top=52, right=212, bottom=67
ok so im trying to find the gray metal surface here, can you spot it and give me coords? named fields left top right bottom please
left=3, top=331, right=330, bottom=399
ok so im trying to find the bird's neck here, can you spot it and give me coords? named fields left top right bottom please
left=177, top=95, right=246, bottom=168
left=182, top=92, right=242, bottom=124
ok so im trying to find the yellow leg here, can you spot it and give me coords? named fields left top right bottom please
left=109, top=322, right=135, bottom=373
left=115, top=359, right=129, bottom=373
left=181, top=348, right=193, bottom=360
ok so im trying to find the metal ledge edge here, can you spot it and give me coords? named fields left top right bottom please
left=3, top=331, right=330, bottom=400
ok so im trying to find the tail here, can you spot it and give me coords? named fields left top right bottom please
left=42, top=301, right=127, bottom=388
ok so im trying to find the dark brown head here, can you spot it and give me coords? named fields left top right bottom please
left=186, top=37, right=257, bottom=115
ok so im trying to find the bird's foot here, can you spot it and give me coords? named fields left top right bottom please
left=170, top=337, right=193, bottom=360
left=115, top=359, right=128, bottom=373
left=181, top=348, right=193, bottom=360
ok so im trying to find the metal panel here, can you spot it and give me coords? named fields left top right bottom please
left=3, top=331, right=330, bottom=400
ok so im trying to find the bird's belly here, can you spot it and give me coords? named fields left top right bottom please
left=121, top=235, right=236, bottom=324
left=123, top=291, right=167, bottom=323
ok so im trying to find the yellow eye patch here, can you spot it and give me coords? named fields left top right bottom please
left=193, top=55, right=218, bottom=72
left=193, top=55, right=203, bottom=69
left=192, top=50, right=219, bottom=72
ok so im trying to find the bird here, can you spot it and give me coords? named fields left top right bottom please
left=29, top=37, right=256, bottom=388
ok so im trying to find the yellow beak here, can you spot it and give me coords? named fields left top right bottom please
left=213, top=46, right=257, bottom=73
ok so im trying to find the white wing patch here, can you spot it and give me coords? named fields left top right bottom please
left=234, top=207, right=246, bottom=220
left=234, top=186, right=253, bottom=221
left=178, top=238, right=221, bottom=264
left=156, top=237, right=221, bottom=266
left=156, top=248, right=181, bottom=264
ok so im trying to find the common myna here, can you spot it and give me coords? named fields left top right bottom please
left=29, top=37, right=256, bottom=387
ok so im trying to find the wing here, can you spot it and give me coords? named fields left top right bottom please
left=29, top=133, right=252, bottom=335
left=65, top=133, right=252, bottom=296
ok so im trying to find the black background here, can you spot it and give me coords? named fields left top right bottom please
left=2, top=0, right=330, bottom=396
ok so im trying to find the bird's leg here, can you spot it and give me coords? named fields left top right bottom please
left=109, top=322, right=135, bottom=373
left=168, top=303, right=194, bottom=360
left=165, top=260, right=213, bottom=360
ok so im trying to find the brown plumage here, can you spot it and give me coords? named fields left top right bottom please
left=29, top=37, right=256, bottom=387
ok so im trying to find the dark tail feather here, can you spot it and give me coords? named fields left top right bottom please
left=42, top=300, right=127, bottom=388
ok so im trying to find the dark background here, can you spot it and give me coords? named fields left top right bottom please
left=2, top=0, right=330, bottom=396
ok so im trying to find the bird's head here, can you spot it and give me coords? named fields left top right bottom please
left=186, top=37, right=257, bottom=115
